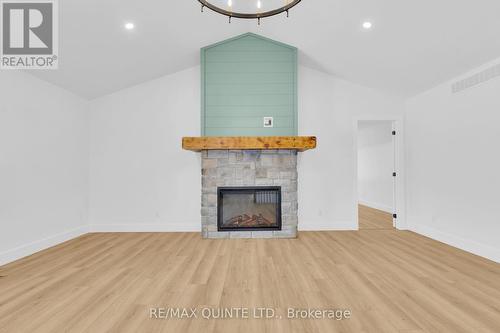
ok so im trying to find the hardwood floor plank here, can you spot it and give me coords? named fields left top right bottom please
left=359, top=204, right=394, bottom=230
left=0, top=231, right=499, bottom=332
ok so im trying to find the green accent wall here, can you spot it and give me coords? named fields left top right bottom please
left=201, top=33, right=298, bottom=136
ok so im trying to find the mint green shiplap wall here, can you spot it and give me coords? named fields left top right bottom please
left=201, top=33, right=297, bottom=136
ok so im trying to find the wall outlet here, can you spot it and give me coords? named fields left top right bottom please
left=263, top=117, right=274, bottom=128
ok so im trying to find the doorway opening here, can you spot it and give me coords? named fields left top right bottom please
left=357, top=120, right=396, bottom=230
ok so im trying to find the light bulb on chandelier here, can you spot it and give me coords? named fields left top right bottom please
left=198, top=0, right=302, bottom=24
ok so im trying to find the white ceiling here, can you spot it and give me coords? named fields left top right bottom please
left=30, top=0, right=500, bottom=99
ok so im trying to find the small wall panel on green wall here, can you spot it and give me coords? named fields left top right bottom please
left=201, top=33, right=298, bottom=136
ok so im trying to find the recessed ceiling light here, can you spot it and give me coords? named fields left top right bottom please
left=124, top=22, right=135, bottom=30
left=362, top=21, right=373, bottom=30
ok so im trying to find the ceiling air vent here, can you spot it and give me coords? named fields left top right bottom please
left=451, top=63, right=500, bottom=93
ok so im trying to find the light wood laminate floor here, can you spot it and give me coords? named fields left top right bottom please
left=359, top=204, right=395, bottom=230
left=1, top=231, right=499, bottom=332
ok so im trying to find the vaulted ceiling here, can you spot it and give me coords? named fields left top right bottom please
left=30, top=0, right=500, bottom=99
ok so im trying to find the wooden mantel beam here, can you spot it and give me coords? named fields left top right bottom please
left=182, top=136, right=317, bottom=152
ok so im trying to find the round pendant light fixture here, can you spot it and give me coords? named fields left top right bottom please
left=198, top=0, right=302, bottom=24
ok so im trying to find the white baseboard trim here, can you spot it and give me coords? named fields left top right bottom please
left=299, top=221, right=357, bottom=231
left=408, top=220, right=500, bottom=264
left=358, top=200, right=392, bottom=213
left=395, top=222, right=408, bottom=231
left=90, top=223, right=201, bottom=233
left=0, top=225, right=90, bottom=266
left=92, top=222, right=357, bottom=233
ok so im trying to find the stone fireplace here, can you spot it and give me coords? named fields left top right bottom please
left=201, top=149, right=298, bottom=238
left=182, top=136, right=316, bottom=239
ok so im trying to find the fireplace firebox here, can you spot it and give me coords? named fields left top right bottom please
left=217, top=187, right=282, bottom=231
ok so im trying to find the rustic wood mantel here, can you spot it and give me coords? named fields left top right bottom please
left=182, top=136, right=317, bottom=152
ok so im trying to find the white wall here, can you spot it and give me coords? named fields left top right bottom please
left=88, top=67, right=201, bottom=231
left=357, top=121, right=394, bottom=213
left=0, top=71, right=89, bottom=265
left=87, top=65, right=404, bottom=232
left=3, top=59, right=498, bottom=264
left=298, top=67, right=404, bottom=230
left=405, top=58, right=500, bottom=263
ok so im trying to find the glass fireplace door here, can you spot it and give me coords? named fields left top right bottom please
left=217, top=187, right=282, bottom=231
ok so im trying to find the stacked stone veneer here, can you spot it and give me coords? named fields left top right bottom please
left=201, top=149, right=298, bottom=239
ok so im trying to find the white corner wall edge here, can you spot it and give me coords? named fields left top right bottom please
left=358, top=200, right=392, bottom=213
left=89, top=223, right=200, bottom=233
left=0, top=225, right=90, bottom=266
left=408, top=216, right=500, bottom=264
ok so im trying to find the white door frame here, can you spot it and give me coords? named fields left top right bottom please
left=353, top=116, right=406, bottom=230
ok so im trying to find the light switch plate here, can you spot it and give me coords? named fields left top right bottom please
left=263, top=117, right=274, bottom=128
